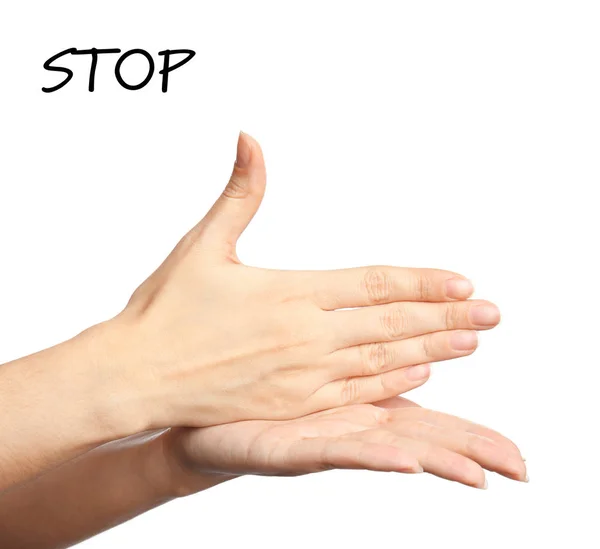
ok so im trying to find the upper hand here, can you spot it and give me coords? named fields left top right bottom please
left=100, top=133, right=500, bottom=429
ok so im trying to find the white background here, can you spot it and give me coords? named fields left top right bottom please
left=1, top=1, right=599, bottom=547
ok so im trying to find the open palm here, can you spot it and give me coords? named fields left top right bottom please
left=166, top=397, right=526, bottom=490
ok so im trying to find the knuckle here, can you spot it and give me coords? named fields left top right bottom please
left=444, top=302, right=463, bottom=330
left=420, top=333, right=437, bottom=360
left=175, top=232, right=194, bottom=253
left=362, top=268, right=393, bottom=304
left=382, top=307, right=409, bottom=339
left=222, top=172, right=249, bottom=199
left=340, top=377, right=362, bottom=405
left=375, top=408, right=392, bottom=425
left=362, top=342, right=390, bottom=374
left=413, top=272, right=433, bottom=301
left=177, top=225, right=202, bottom=251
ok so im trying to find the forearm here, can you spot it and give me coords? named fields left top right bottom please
left=0, top=323, right=144, bottom=491
left=0, top=430, right=229, bottom=549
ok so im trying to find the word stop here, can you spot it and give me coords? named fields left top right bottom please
left=42, top=48, right=196, bottom=93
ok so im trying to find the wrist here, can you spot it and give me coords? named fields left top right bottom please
left=63, top=320, right=153, bottom=442
left=149, top=429, right=236, bottom=499
left=0, top=326, right=153, bottom=489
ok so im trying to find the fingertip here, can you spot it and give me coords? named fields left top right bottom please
left=456, top=459, right=488, bottom=490
left=235, top=131, right=253, bottom=170
left=505, top=459, right=529, bottom=482
left=449, top=330, right=479, bottom=352
left=223, top=132, right=266, bottom=201
left=469, top=302, right=501, bottom=328
left=445, top=277, right=474, bottom=300
left=464, top=469, right=487, bottom=490
left=404, top=363, right=431, bottom=382
left=238, top=131, right=264, bottom=167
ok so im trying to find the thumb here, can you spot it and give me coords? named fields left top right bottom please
left=196, top=132, right=266, bottom=256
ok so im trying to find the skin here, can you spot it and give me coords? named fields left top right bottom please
left=0, top=132, right=501, bottom=491
left=0, top=397, right=526, bottom=549
left=114, top=133, right=499, bottom=429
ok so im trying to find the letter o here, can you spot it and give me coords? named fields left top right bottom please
left=114, top=49, right=155, bottom=90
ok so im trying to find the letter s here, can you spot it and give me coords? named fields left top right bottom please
left=42, top=48, right=76, bottom=93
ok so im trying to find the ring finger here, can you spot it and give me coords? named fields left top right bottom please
left=324, top=330, right=478, bottom=378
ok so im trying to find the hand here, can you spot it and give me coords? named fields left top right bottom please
left=161, top=396, right=526, bottom=493
left=98, top=132, right=501, bottom=429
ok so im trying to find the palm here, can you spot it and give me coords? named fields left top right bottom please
left=171, top=398, right=526, bottom=488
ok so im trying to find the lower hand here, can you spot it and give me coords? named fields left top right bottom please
left=160, top=397, right=526, bottom=494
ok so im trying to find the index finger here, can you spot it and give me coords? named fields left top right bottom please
left=309, top=266, right=473, bottom=310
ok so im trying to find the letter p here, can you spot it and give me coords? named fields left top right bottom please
left=158, top=49, right=196, bottom=92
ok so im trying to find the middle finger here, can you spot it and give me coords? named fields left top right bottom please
left=329, top=299, right=500, bottom=347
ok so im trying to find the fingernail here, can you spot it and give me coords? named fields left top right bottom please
left=469, top=304, right=501, bottom=327
left=523, top=474, right=530, bottom=483
left=480, top=478, right=489, bottom=490
left=405, top=364, right=431, bottom=381
left=450, top=330, right=478, bottom=351
left=235, top=131, right=252, bottom=169
left=445, top=277, right=474, bottom=299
